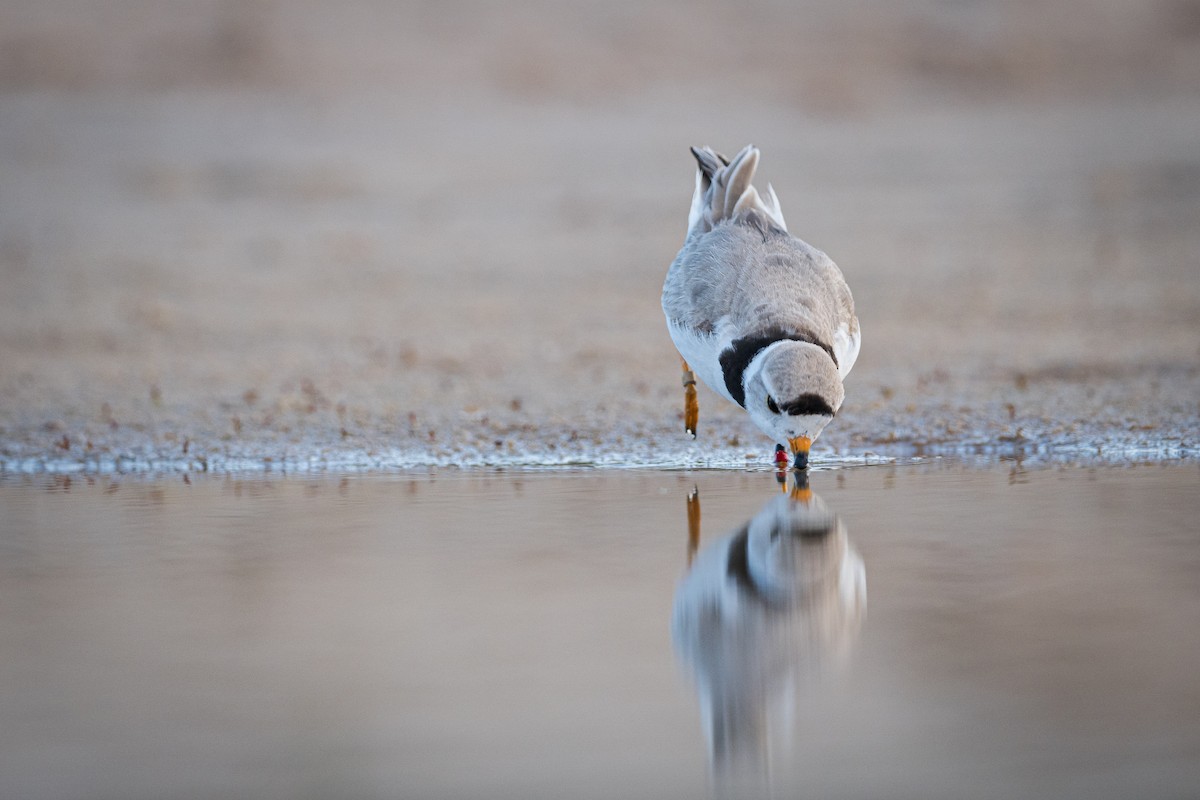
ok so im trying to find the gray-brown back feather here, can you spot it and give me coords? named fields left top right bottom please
left=664, top=214, right=856, bottom=356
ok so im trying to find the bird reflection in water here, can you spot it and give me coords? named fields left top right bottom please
left=672, top=472, right=866, bottom=797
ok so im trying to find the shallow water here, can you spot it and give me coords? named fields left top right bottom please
left=1, top=462, right=1198, bottom=800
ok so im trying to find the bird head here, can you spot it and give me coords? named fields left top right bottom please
left=744, top=491, right=849, bottom=603
left=743, top=341, right=843, bottom=469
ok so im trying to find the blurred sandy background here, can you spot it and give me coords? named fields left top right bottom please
left=2, top=0, right=1198, bottom=469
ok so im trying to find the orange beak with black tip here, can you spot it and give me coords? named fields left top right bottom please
left=788, top=435, right=812, bottom=470
left=788, top=470, right=813, bottom=503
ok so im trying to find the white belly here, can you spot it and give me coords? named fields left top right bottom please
left=665, top=317, right=738, bottom=407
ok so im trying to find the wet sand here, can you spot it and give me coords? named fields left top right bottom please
left=2, top=1, right=1199, bottom=471
left=2, top=463, right=1198, bottom=799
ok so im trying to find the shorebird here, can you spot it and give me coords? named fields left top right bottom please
left=673, top=478, right=866, bottom=788
left=662, top=145, right=860, bottom=469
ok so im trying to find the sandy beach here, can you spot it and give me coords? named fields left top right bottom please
left=2, top=0, right=1198, bottom=471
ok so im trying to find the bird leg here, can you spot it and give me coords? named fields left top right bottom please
left=686, top=485, right=701, bottom=568
left=774, top=443, right=790, bottom=470
left=681, top=360, right=698, bottom=438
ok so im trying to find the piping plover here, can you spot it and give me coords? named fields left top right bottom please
left=672, top=478, right=866, bottom=785
left=662, top=145, right=860, bottom=469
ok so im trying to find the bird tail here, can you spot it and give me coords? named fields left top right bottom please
left=686, top=144, right=788, bottom=236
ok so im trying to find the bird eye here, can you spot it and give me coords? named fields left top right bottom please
left=766, top=395, right=780, bottom=414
